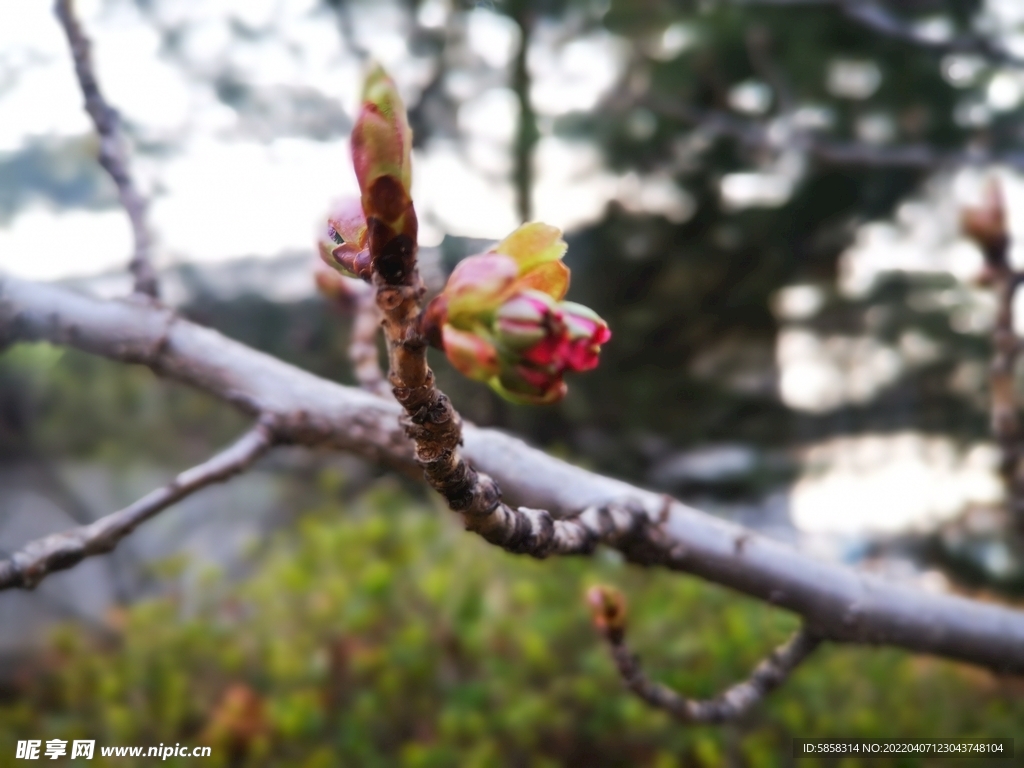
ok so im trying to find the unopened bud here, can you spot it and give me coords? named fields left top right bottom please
left=962, top=178, right=1008, bottom=267
left=351, top=64, right=415, bottom=241
left=496, top=363, right=567, bottom=405
left=494, top=291, right=559, bottom=352
left=444, top=253, right=519, bottom=322
left=560, top=302, right=612, bottom=372
left=441, top=325, right=500, bottom=382
left=319, top=198, right=373, bottom=279
left=586, top=585, right=627, bottom=640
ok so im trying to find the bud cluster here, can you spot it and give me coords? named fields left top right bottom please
left=317, top=63, right=610, bottom=404
left=423, top=223, right=611, bottom=404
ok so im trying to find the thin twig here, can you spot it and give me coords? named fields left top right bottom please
left=54, top=0, right=159, bottom=298
left=587, top=586, right=820, bottom=723
left=962, top=181, right=1024, bottom=528
left=744, top=25, right=792, bottom=114
left=737, top=0, right=1024, bottom=68
left=0, top=422, right=274, bottom=591
left=647, top=99, right=1021, bottom=171
left=349, top=281, right=389, bottom=397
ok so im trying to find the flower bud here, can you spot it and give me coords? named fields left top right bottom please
left=430, top=222, right=610, bottom=405
left=492, top=222, right=570, bottom=300
left=318, top=199, right=372, bottom=279
left=444, top=254, right=519, bottom=323
left=495, top=364, right=567, bottom=405
left=559, top=302, right=612, bottom=372
left=493, top=222, right=567, bottom=273
left=494, top=290, right=560, bottom=352
left=441, top=325, right=500, bottom=382
left=351, top=64, right=414, bottom=237
left=585, top=585, right=627, bottom=640
left=962, top=178, right=1008, bottom=268
left=328, top=198, right=368, bottom=247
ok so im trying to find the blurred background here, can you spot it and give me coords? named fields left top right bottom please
left=3, top=0, right=1024, bottom=764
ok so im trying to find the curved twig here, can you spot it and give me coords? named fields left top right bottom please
left=587, top=586, right=820, bottom=723
left=0, top=421, right=274, bottom=590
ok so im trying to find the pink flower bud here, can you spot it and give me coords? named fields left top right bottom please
left=318, top=199, right=373, bottom=279
left=496, top=364, right=567, bottom=405
left=441, top=325, right=500, bottom=382
left=432, top=222, right=610, bottom=405
left=559, top=302, right=612, bottom=372
left=494, top=290, right=560, bottom=351
left=351, top=64, right=414, bottom=237
left=444, top=253, right=519, bottom=323
left=327, top=198, right=368, bottom=248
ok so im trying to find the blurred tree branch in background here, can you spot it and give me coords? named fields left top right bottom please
left=54, top=0, right=159, bottom=298
left=741, top=0, right=1024, bottom=68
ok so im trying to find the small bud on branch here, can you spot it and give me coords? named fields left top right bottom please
left=423, top=223, right=610, bottom=404
left=586, top=585, right=627, bottom=642
left=350, top=63, right=417, bottom=283
left=962, top=178, right=1009, bottom=270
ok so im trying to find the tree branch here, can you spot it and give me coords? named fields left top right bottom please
left=3, top=272, right=1024, bottom=672
left=349, top=279, right=390, bottom=397
left=737, top=0, right=1024, bottom=68
left=962, top=182, right=1024, bottom=528
left=0, top=421, right=273, bottom=590
left=648, top=99, right=1023, bottom=171
left=54, top=0, right=159, bottom=298
left=587, top=586, right=820, bottom=723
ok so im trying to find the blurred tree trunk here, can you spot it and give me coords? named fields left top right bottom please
left=511, top=0, right=537, bottom=224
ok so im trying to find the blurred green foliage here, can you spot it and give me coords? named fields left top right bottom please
left=1, top=481, right=1020, bottom=767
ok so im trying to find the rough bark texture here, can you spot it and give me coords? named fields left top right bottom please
left=5, top=273, right=1024, bottom=673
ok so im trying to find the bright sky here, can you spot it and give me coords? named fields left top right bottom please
left=0, top=0, right=670, bottom=281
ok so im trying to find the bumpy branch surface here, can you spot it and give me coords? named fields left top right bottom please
left=4, top=273, right=1024, bottom=672
left=54, top=0, right=159, bottom=298
left=0, top=422, right=273, bottom=590
left=589, top=588, right=819, bottom=723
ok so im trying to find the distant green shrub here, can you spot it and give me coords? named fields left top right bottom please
left=1, top=481, right=1020, bottom=767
